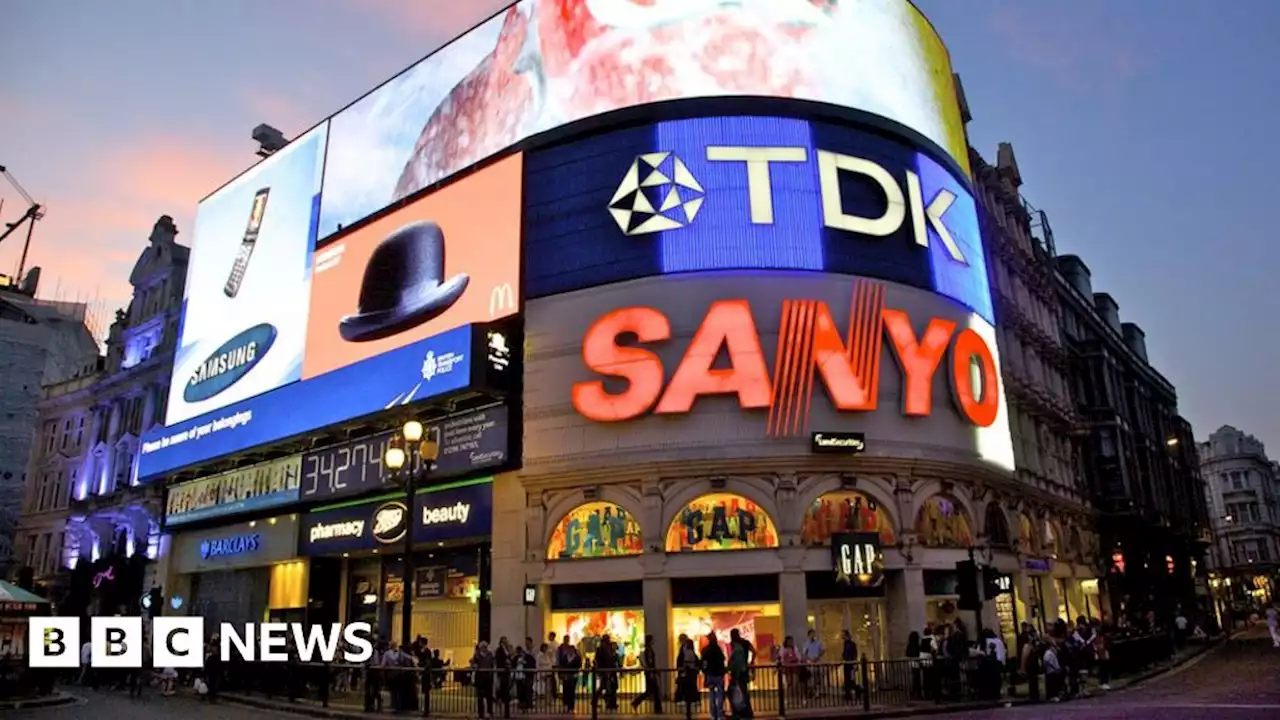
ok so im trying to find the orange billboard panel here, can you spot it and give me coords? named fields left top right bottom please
left=303, top=153, right=522, bottom=379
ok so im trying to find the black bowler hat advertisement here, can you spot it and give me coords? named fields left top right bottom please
left=166, top=123, right=329, bottom=426
left=304, top=153, right=522, bottom=380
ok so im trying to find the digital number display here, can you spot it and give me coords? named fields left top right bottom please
left=301, top=431, right=395, bottom=498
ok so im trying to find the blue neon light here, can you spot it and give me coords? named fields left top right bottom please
left=915, top=152, right=994, bottom=323
left=523, top=115, right=996, bottom=324
left=657, top=116, right=824, bottom=273
left=138, top=325, right=474, bottom=480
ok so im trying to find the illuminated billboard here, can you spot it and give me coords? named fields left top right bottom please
left=167, top=123, right=329, bottom=425
left=318, top=0, right=966, bottom=239
left=525, top=273, right=1015, bottom=471
left=139, top=324, right=476, bottom=481
left=164, top=455, right=302, bottom=527
left=304, top=154, right=522, bottom=379
left=523, top=115, right=991, bottom=324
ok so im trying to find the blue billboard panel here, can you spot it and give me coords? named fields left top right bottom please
left=300, top=479, right=493, bottom=556
left=139, top=325, right=474, bottom=480
left=169, top=123, right=328, bottom=425
left=524, top=115, right=994, bottom=324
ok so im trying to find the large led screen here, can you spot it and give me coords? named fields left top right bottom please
left=304, top=154, right=522, bottom=379
left=317, top=0, right=966, bottom=239
left=523, top=115, right=993, bottom=324
left=167, top=123, right=329, bottom=425
left=138, top=324, right=475, bottom=481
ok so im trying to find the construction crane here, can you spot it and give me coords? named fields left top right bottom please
left=0, top=164, right=45, bottom=282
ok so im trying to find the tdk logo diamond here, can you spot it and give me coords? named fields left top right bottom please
left=608, top=152, right=706, bottom=235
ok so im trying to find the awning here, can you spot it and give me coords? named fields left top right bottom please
left=0, top=580, right=51, bottom=618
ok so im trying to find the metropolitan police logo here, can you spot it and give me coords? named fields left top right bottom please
left=608, top=152, right=705, bottom=235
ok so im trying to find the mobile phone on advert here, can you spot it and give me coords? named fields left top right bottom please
left=224, top=188, right=270, bottom=298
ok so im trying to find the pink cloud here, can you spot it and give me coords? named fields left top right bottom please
left=1, top=131, right=246, bottom=309
left=353, top=0, right=510, bottom=42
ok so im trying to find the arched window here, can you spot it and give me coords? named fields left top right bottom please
left=665, top=493, right=779, bottom=552
left=984, top=503, right=1011, bottom=548
left=1018, top=514, right=1038, bottom=554
left=546, top=502, right=643, bottom=560
left=1043, top=520, right=1062, bottom=558
left=914, top=495, right=973, bottom=548
left=801, top=491, right=896, bottom=546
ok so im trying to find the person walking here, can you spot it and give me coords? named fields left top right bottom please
left=555, top=636, right=582, bottom=713
left=841, top=629, right=862, bottom=703
left=630, top=634, right=662, bottom=713
left=728, top=629, right=755, bottom=719
left=702, top=632, right=727, bottom=720
left=594, top=633, right=620, bottom=711
left=471, top=641, right=497, bottom=720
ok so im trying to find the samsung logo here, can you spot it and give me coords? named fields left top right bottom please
left=185, top=323, right=277, bottom=403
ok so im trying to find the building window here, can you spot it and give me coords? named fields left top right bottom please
left=75, top=416, right=85, bottom=448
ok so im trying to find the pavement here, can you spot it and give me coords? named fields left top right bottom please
left=921, top=629, right=1280, bottom=720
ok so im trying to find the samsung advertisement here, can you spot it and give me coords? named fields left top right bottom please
left=317, top=0, right=967, bottom=238
left=139, top=324, right=474, bottom=480
left=523, top=115, right=992, bottom=324
left=300, top=479, right=494, bottom=556
left=169, top=123, right=329, bottom=425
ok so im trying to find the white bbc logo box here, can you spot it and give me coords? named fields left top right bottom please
left=28, top=616, right=205, bottom=668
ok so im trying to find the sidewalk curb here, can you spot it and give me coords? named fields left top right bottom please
left=0, top=692, right=81, bottom=711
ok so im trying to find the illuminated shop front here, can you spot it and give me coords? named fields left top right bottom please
left=300, top=479, right=493, bottom=665
left=163, top=514, right=307, bottom=628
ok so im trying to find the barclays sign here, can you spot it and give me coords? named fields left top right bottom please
left=199, top=533, right=262, bottom=560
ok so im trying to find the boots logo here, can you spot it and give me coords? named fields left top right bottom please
left=184, top=323, right=277, bottom=403
left=607, top=145, right=967, bottom=264
left=372, top=501, right=409, bottom=544
left=609, top=152, right=705, bottom=235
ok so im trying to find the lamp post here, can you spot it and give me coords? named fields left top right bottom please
left=383, top=419, right=439, bottom=649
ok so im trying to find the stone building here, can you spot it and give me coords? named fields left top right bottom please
left=0, top=274, right=100, bottom=579
left=12, top=216, right=188, bottom=612
left=967, top=141, right=1103, bottom=624
left=1199, top=425, right=1280, bottom=610
left=1055, top=253, right=1209, bottom=622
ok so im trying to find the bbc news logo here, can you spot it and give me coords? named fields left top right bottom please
left=27, top=617, right=374, bottom=668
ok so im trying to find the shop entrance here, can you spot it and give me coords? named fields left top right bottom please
left=549, top=581, right=645, bottom=667
left=670, top=574, right=781, bottom=676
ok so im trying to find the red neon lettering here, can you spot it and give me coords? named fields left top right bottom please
left=654, top=300, right=772, bottom=414
left=951, top=327, right=1000, bottom=427
left=571, top=307, right=669, bottom=422
left=572, top=281, right=1000, bottom=433
left=882, top=310, right=955, bottom=417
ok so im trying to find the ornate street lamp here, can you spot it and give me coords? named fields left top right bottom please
left=383, top=419, right=440, bottom=648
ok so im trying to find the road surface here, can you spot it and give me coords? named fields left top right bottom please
left=925, top=635, right=1280, bottom=720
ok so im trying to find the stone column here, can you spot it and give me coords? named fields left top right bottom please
left=141, top=385, right=157, bottom=431
left=107, top=399, right=123, bottom=442
left=642, top=576, right=671, bottom=667
left=489, top=472, right=528, bottom=644
left=886, top=566, right=926, bottom=656
left=779, top=568, right=810, bottom=641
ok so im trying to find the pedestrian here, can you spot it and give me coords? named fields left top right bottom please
left=1042, top=638, right=1064, bottom=702
left=676, top=634, right=701, bottom=715
left=630, top=634, right=662, bottom=713
left=79, top=638, right=94, bottom=688
left=728, top=629, right=754, bottom=719
left=1093, top=625, right=1112, bottom=691
left=801, top=629, right=823, bottom=698
left=546, top=632, right=558, bottom=703
left=702, top=632, right=727, bottom=720
left=841, top=629, right=862, bottom=702
left=555, top=636, right=581, bottom=713
left=512, top=645, right=535, bottom=711
left=494, top=636, right=513, bottom=718
left=594, top=633, right=619, bottom=710
left=471, top=641, right=496, bottom=719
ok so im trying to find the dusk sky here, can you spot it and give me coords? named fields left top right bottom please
left=1, top=0, right=1276, bottom=450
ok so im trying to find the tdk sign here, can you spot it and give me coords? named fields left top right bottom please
left=184, top=323, right=277, bottom=403
left=199, top=533, right=261, bottom=560
left=609, top=146, right=967, bottom=265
